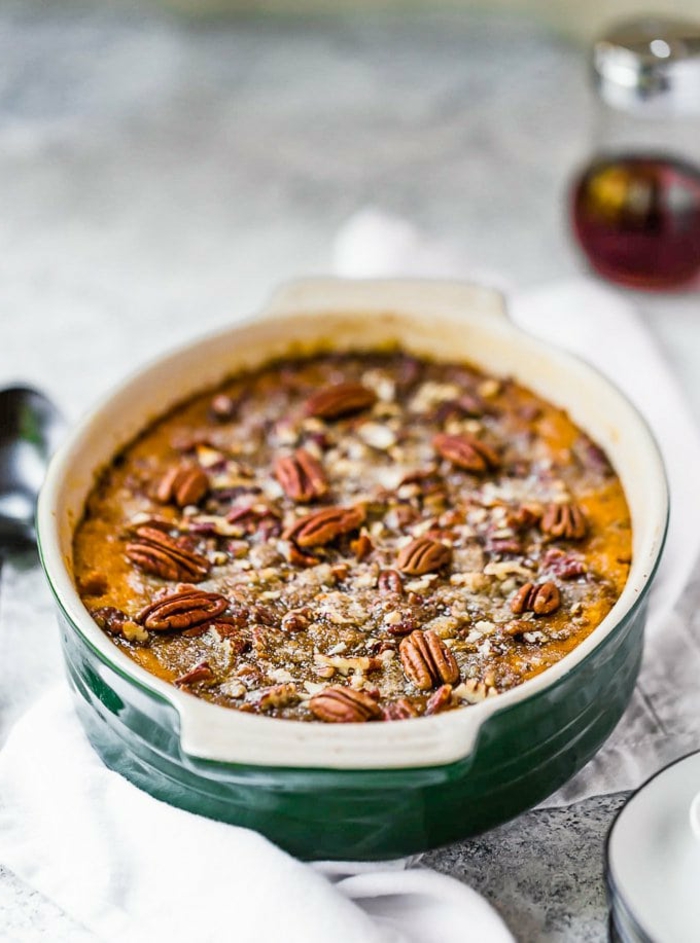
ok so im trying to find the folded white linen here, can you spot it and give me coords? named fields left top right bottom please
left=333, top=207, right=700, bottom=803
left=0, top=688, right=514, bottom=943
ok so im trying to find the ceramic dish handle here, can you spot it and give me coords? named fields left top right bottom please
left=258, top=277, right=509, bottom=324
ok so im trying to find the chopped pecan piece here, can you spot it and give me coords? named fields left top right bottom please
left=175, top=661, right=214, bottom=686
left=91, top=606, right=149, bottom=643
left=304, top=381, right=377, bottom=420
left=433, top=432, right=500, bottom=473
left=434, top=392, right=488, bottom=423
left=125, top=526, right=211, bottom=582
left=209, top=392, right=244, bottom=422
left=399, top=630, right=460, bottom=690
left=397, top=537, right=452, bottom=576
left=386, top=615, right=417, bottom=637
left=285, top=542, right=319, bottom=567
left=91, top=606, right=128, bottom=635
left=378, top=568, right=404, bottom=595
left=540, top=502, right=588, bottom=541
left=137, top=589, right=228, bottom=631
left=309, top=686, right=382, bottom=723
left=283, top=505, right=366, bottom=548
left=350, top=533, right=373, bottom=561
left=487, top=536, right=523, bottom=555
left=382, top=697, right=420, bottom=721
left=156, top=464, right=209, bottom=508
left=543, top=548, right=587, bottom=580
left=426, top=684, right=454, bottom=715
left=187, top=621, right=249, bottom=655
left=510, top=581, right=561, bottom=616
left=503, top=619, right=534, bottom=639
left=257, top=683, right=300, bottom=711
left=274, top=448, right=328, bottom=503
left=280, top=609, right=310, bottom=633
left=505, top=504, right=541, bottom=531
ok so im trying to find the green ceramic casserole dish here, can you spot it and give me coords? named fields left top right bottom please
left=37, top=278, right=668, bottom=861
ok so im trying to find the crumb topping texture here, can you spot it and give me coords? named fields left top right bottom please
left=73, top=351, right=632, bottom=722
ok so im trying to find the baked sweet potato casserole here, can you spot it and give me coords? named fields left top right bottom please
left=74, top=350, right=632, bottom=722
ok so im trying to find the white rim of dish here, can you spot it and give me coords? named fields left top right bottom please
left=37, top=278, right=669, bottom=770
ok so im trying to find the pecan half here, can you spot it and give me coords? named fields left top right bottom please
left=125, top=526, right=211, bottom=582
left=137, top=589, right=228, bottom=631
left=156, top=464, right=209, bottom=508
left=399, top=630, right=460, bottom=690
left=304, top=382, right=377, bottom=420
left=378, top=568, right=404, bottom=594
left=175, top=660, right=214, bottom=686
left=510, top=581, right=561, bottom=616
left=397, top=537, right=452, bottom=576
left=433, top=433, right=500, bottom=473
left=309, top=686, right=382, bottom=723
left=540, top=502, right=588, bottom=541
left=382, top=697, right=420, bottom=721
left=274, top=448, right=328, bottom=503
left=282, top=505, right=366, bottom=548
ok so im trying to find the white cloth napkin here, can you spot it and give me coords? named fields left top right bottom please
left=334, top=208, right=700, bottom=803
left=0, top=689, right=513, bottom=943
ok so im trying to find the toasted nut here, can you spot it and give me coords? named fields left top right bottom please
left=540, top=502, right=588, bottom=541
left=280, top=610, right=311, bottom=633
left=285, top=542, right=319, bottom=568
left=399, top=629, right=460, bottom=690
left=137, top=589, right=228, bottom=631
left=309, top=686, right=382, bottom=722
left=125, top=526, right=210, bottom=582
left=433, top=432, right=500, bottom=473
left=382, top=697, right=420, bottom=721
left=397, top=537, right=452, bottom=576
left=92, top=606, right=132, bottom=637
left=274, top=448, right=328, bottom=503
left=378, top=568, right=404, bottom=595
left=283, top=505, right=366, bottom=548
left=257, top=683, right=300, bottom=711
left=350, top=533, right=373, bottom=561
left=304, top=382, right=377, bottom=420
left=175, top=660, right=214, bottom=686
left=425, top=683, right=454, bottom=715
left=156, top=464, right=209, bottom=508
left=209, top=392, right=242, bottom=422
left=510, top=581, right=561, bottom=616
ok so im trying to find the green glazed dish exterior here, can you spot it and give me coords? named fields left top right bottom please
left=54, top=587, right=648, bottom=861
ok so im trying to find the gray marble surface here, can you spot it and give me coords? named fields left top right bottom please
left=1, top=5, right=699, bottom=941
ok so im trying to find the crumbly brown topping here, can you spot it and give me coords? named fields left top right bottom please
left=73, top=350, right=632, bottom=722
